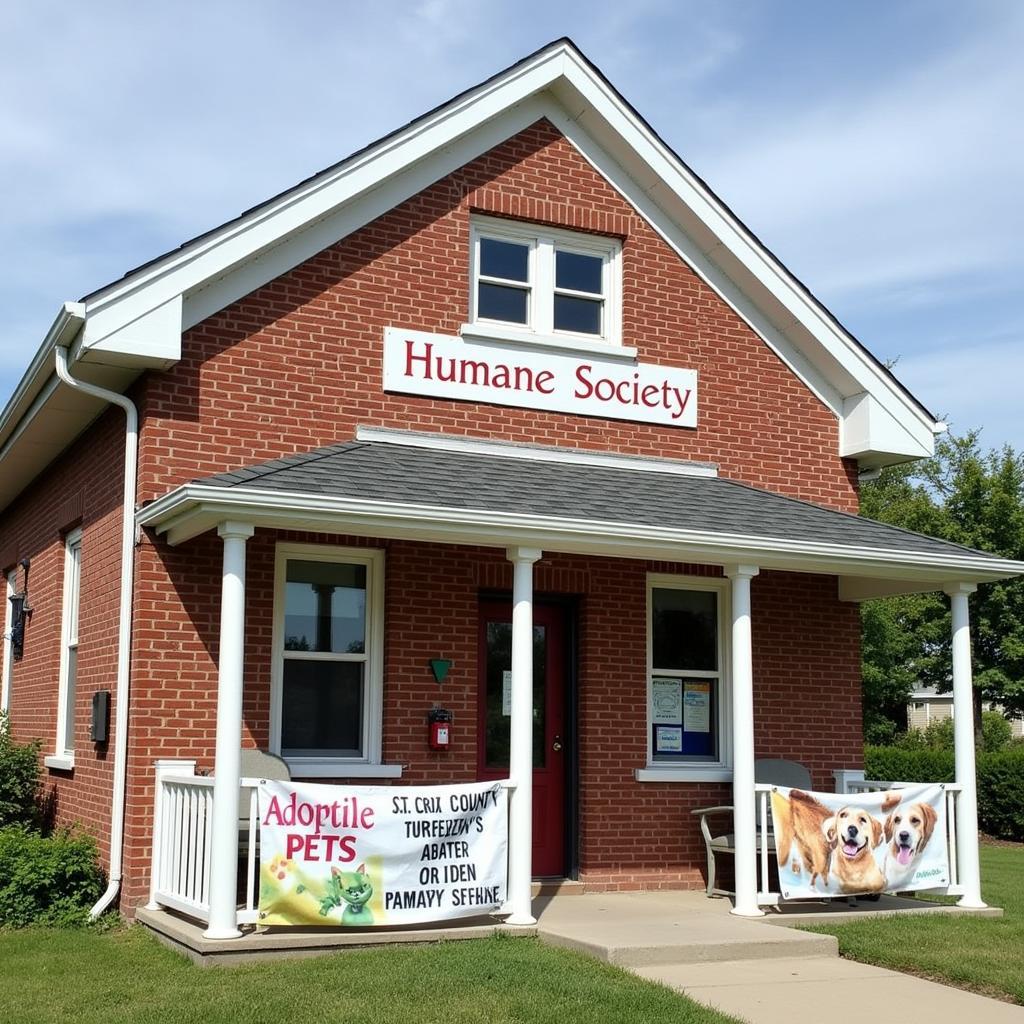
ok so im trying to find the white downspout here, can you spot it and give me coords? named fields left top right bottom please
left=54, top=346, right=138, bottom=919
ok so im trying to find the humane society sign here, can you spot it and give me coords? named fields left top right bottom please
left=769, top=783, right=949, bottom=899
left=382, top=327, right=698, bottom=428
left=258, top=779, right=507, bottom=927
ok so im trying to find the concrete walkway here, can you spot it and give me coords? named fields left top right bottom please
left=532, top=891, right=1024, bottom=1023
left=635, top=956, right=1024, bottom=1023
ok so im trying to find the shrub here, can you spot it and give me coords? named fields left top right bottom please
left=864, top=744, right=1024, bottom=840
left=864, top=745, right=955, bottom=784
left=981, top=711, right=1013, bottom=752
left=883, top=710, right=1014, bottom=753
left=977, top=751, right=1024, bottom=840
left=0, top=826, right=104, bottom=927
left=0, top=712, right=40, bottom=829
left=864, top=718, right=899, bottom=746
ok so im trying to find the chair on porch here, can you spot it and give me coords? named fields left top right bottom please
left=691, top=758, right=811, bottom=897
left=238, top=749, right=291, bottom=857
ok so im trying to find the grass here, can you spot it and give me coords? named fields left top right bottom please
left=803, top=842, right=1024, bottom=1004
left=0, top=927, right=739, bottom=1024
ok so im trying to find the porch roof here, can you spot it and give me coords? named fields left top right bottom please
left=137, top=433, right=1024, bottom=598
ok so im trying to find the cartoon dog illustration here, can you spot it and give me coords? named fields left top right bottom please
left=826, top=805, right=886, bottom=893
left=771, top=789, right=834, bottom=890
left=882, top=796, right=938, bottom=890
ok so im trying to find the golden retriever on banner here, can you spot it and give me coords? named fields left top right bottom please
left=770, top=783, right=947, bottom=898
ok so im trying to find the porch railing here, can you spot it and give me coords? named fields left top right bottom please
left=146, top=760, right=261, bottom=926
left=753, top=778, right=962, bottom=905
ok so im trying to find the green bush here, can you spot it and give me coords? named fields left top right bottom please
left=864, top=744, right=1024, bottom=840
left=883, top=710, right=1014, bottom=754
left=0, top=712, right=40, bottom=829
left=982, top=712, right=1014, bottom=752
left=864, top=745, right=955, bottom=784
left=0, top=826, right=104, bottom=927
left=977, top=751, right=1024, bottom=840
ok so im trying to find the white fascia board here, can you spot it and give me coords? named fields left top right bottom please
left=543, top=107, right=844, bottom=418
left=551, top=53, right=941, bottom=440
left=137, top=483, right=1024, bottom=586
left=182, top=97, right=549, bottom=329
left=0, top=303, right=84, bottom=453
left=79, top=53, right=571, bottom=338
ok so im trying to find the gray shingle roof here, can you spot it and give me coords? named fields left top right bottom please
left=195, top=440, right=1002, bottom=562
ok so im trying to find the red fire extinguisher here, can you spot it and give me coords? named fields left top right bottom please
left=428, top=707, right=452, bottom=750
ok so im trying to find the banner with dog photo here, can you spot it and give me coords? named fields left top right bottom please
left=769, top=784, right=949, bottom=898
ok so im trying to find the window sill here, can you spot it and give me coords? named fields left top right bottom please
left=460, top=323, right=637, bottom=362
left=44, top=754, right=75, bottom=773
left=284, top=759, right=404, bottom=780
left=635, top=766, right=733, bottom=784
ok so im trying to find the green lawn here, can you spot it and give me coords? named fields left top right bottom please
left=0, top=927, right=738, bottom=1024
left=804, top=842, right=1024, bottom=1004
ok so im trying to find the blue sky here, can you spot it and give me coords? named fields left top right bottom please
left=2, top=0, right=1021, bottom=451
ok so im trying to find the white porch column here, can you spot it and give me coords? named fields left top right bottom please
left=204, top=521, right=254, bottom=939
left=946, top=583, right=986, bottom=909
left=726, top=564, right=763, bottom=917
left=505, top=546, right=542, bottom=926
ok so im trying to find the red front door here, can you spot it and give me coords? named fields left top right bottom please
left=477, top=601, right=567, bottom=877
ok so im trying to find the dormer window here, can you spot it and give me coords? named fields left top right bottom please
left=467, top=216, right=622, bottom=350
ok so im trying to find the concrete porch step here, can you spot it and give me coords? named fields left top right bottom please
left=533, top=890, right=837, bottom=967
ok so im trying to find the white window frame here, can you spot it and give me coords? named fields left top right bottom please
left=269, top=543, right=399, bottom=778
left=47, top=528, right=81, bottom=771
left=463, top=215, right=627, bottom=357
left=1, top=569, right=14, bottom=713
left=636, top=573, right=733, bottom=783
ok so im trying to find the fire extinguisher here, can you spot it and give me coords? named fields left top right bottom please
left=428, top=707, right=452, bottom=750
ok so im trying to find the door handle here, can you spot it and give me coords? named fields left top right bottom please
left=552, top=735, right=563, bottom=752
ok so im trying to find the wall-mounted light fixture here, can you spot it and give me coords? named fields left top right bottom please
left=9, top=557, right=32, bottom=660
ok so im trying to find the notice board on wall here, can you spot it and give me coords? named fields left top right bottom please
left=651, top=677, right=714, bottom=757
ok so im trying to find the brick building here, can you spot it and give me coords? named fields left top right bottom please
left=1, top=40, right=1019, bottom=937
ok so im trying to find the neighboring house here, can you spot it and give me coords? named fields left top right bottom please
left=908, top=686, right=1024, bottom=738
left=0, top=39, right=1019, bottom=935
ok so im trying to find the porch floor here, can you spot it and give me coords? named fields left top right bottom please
left=136, top=888, right=1000, bottom=968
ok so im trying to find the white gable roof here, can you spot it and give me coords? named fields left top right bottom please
left=0, top=38, right=942, bottom=512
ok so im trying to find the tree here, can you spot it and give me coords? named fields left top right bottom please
left=860, top=430, right=1024, bottom=736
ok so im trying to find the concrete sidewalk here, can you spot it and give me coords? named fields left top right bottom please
left=532, top=890, right=1022, bottom=1023
left=634, top=956, right=1024, bottom=1023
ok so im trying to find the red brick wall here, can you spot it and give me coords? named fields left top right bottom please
left=118, top=533, right=861, bottom=906
left=5, top=117, right=867, bottom=910
left=135, top=119, right=858, bottom=512
left=0, top=408, right=126, bottom=863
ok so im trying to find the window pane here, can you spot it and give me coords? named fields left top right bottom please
left=652, top=588, right=717, bottom=671
left=478, top=282, right=528, bottom=324
left=284, top=560, right=366, bottom=653
left=556, top=250, right=602, bottom=294
left=281, top=660, right=363, bottom=756
left=484, top=621, right=546, bottom=770
left=480, top=237, right=529, bottom=282
left=554, top=294, right=602, bottom=335
left=63, top=647, right=77, bottom=754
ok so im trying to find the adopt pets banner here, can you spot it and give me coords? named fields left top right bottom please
left=769, top=784, right=949, bottom=899
left=258, top=779, right=507, bottom=927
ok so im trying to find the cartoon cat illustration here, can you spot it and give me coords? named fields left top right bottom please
left=319, top=864, right=374, bottom=925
